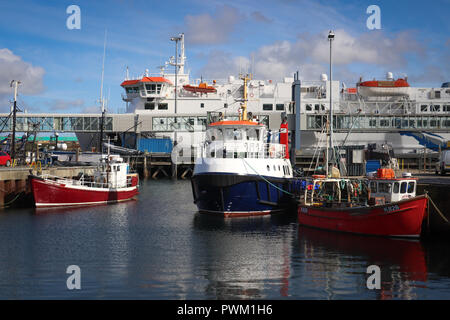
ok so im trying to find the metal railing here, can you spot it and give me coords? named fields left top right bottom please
left=40, top=174, right=134, bottom=189
left=199, top=142, right=286, bottom=159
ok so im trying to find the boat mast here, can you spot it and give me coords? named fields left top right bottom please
left=327, top=30, right=335, bottom=176
left=240, top=74, right=251, bottom=121
left=99, top=29, right=107, bottom=153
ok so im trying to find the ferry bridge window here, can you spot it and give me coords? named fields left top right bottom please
left=305, top=104, right=312, bottom=111
left=276, top=104, right=285, bottom=111
left=393, top=182, right=399, bottom=193
left=400, top=182, right=407, bottom=194
left=158, top=103, right=168, bottom=110
left=145, top=84, right=162, bottom=94
left=444, top=105, right=450, bottom=112
left=443, top=119, right=450, bottom=128
left=369, top=119, right=377, bottom=127
left=421, top=105, right=428, bottom=112
left=200, top=103, right=204, bottom=108
left=430, top=119, right=439, bottom=127
left=145, top=103, right=155, bottom=110
left=380, top=119, right=390, bottom=127
left=407, top=181, right=415, bottom=193
left=263, top=104, right=273, bottom=111
left=430, top=105, right=441, bottom=112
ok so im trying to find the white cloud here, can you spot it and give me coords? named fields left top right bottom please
left=0, top=48, right=45, bottom=112
left=184, top=5, right=245, bottom=45
left=198, top=29, right=427, bottom=84
left=0, top=48, right=45, bottom=96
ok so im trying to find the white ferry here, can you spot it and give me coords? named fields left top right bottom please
left=119, top=34, right=450, bottom=155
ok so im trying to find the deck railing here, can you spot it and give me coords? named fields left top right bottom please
left=198, top=142, right=286, bottom=159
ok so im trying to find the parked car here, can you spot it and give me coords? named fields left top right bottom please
left=0, top=151, right=11, bottom=166
left=435, top=149, right=450, bottom=175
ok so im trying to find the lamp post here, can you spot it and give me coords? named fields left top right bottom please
left=327, top=30, right=335, bottom=174
left=170, top=34, right=182, bottom=179
left=170, top=35, right=182, bottom=116
left=10, top=80, right=21, bottom=162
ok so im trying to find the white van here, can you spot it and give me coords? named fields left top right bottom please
left=436, top=150, right=450, bottom=175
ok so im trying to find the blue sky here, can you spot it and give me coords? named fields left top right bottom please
left=0, top=0, right=449, bottom=114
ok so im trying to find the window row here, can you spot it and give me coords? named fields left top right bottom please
left=263, top=104, right=285, bottom=111
left=420, top=104, right=450, bottom=112
left=307, top=115, right=450, bottom=130
left=0, top=117, right=113, bottom=132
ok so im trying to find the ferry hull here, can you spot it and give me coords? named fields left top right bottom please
left=30, top=175, right=139, bottom=207
left=191, top=173, right=294, bottom=217
left=298, top=195, right=428, bottom=237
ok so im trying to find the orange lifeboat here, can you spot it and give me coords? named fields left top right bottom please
left=183, top=82, right=217, bottom=94
left=357, top=78, right=410, bottom=97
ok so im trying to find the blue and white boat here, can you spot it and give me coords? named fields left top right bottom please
left=191, top=75, right=294, bottom=217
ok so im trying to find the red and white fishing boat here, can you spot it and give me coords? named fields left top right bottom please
left=29, top=154, right=139, bottom=207
left=298, top=169, right=428, bottom=238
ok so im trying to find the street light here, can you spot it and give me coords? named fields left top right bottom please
left=10, top=80, right=21, bottom=162
left=328, top=30, right=335, bottom=173
left=170, top=35, right=182, bottom=116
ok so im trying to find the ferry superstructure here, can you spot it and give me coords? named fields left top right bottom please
left=120, top=34, right=450, bottom=155
left=1, top=34, right=448, bottom=157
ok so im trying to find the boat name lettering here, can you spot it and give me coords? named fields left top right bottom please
left=300, top=207, right=308, bottom=213
left=384, top=205, right=399, bottom=213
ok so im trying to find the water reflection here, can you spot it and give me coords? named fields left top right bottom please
left=193, top=213, right=296, bottom=299
left=296, top=227, right=427, bottom=299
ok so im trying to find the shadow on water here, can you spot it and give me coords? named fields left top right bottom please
left=296, top=226, right=450, bottom=299
left=192, top=211, right=297, bottom=299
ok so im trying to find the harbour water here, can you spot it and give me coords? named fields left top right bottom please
left=0, top=179, right=449, bottom=299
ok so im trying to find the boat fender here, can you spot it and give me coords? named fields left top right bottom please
left=269, top=145, right=276, bottom=157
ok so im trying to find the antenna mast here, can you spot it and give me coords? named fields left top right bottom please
left=99, top=29, right=107, bottom=153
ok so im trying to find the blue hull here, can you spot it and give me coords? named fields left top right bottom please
left=191, top=173, right=294, bottom=217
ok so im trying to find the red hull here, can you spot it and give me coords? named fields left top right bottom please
left=30, top=176, right=139, bottom=207
left=298, top=195, right=428, bottom=237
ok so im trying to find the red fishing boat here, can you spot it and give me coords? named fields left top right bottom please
left=298, top=169, right=428, bottom=238
left=29, top=154, right=139, bottom=207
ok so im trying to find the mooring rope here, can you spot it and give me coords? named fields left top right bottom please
left=0, top=192, right=23, bottom=209
left=242, top=158, right=294, bottom=196
left=426, top=192, right=449, bottom=224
